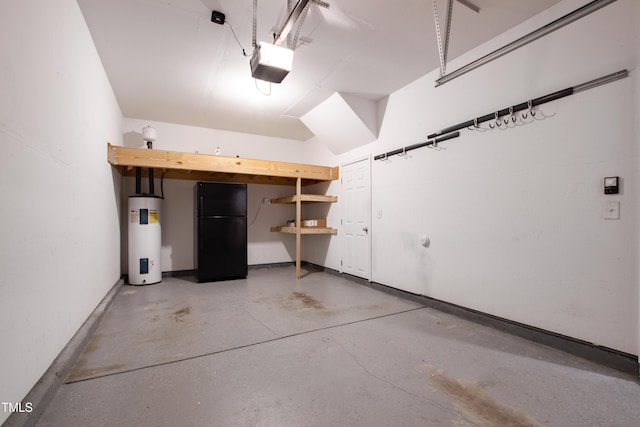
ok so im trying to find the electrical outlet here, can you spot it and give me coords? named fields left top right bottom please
left=603, top=201, right=620, bottom=220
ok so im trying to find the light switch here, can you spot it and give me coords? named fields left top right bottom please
left=603, top=201, right=620, bottom=220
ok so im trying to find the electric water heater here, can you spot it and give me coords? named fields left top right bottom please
left=128, top=195, right=161, bottom=285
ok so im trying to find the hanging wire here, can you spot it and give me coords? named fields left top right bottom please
left=225, top=21, right=247, bottom=56
left=249, top=199, right=264, bottom=226
left=160, top=171, right=166, bottom=199
left=255, top=79, right=272, bottom=96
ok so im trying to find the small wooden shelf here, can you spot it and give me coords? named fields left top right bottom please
left=271, top=194, right=338, bottom=204
left=271, top=226, right=337, bottom=235
left=270, top=178, right=338, bottom=279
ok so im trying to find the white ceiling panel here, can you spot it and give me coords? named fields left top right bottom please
left=77, top=0, right=565, bottom=145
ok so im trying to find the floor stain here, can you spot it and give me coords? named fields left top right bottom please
left=143, top=298, right=170, bottom=311
left=419, top=365, right=543, bottom=427
left=289, top=292, right=325, bottom=310
left=66, top=363, right=127, bottom=383
left=82, top=333, right=103, bottom=354
left=172, top=306, right=192, bottom=322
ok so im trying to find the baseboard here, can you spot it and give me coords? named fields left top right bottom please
left=153, top=264, right=295, bottom=279
left=303, top=262, right=638, bottom=376
left=4, top=278, right=124, bottom=427
left=162, top=269, right=195, bottom=278
left=151, top=262, right=303, bottom=278
left=249, top=262, right=295, bottom=270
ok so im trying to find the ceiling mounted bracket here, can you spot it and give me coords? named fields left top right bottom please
left=435, top=0, right=617, bottom=86
left=456, top=0, right=480, bottom=14
left=432, top=0, right=455, bottom=78
left=274, top=0, right=311, bottom=45
left=287, top=0, right=313, bottom=49
left=432, top=0, right=480, bottom=78
left=289, top=0, right=329, bottom=49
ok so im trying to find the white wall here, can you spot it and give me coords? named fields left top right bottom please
left=317, top=0, right=639, bottom=355
left=635, top=0, right=640, bottom=363
left=119, top=119, right=336, bottom=271
left=122, top=118, right=334, bottom=164
left=0, top=0, right=123, bottom=423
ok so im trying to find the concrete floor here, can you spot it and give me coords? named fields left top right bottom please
left=34, top=266, right=640, bottom=426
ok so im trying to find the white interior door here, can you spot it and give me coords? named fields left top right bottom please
left=341, top=157, right=371, bottom=280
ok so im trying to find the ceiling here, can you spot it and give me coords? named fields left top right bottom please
left=78, top=0, right=563, bottom=142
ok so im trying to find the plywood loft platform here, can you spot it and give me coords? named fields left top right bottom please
left=107, top=143, right=339, bottom=186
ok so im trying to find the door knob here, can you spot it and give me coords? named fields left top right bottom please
left=363, top=227, right=369, bottom=233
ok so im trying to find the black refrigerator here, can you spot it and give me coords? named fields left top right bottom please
left=195, top=182, right=248, bottom=282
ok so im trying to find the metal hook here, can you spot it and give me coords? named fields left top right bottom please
left=528, top=99, right=536, bottom=117
left=490, top=111, right=499, bottom=129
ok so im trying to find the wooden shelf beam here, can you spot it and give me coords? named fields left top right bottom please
left=270, top=226, right=338, bottom=235
left=108, top=143, right=339, bottom=185
left=270, top=194, right=338, bottom=204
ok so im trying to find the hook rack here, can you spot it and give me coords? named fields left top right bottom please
left=374, top=69, right=628, bottom=162
left=373, top=132, right=459, bottom=161
left=428, top=69, right=628, bottom=139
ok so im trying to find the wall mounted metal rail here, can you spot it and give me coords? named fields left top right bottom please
left=374, top=69, right=628, bottom=161
left=373, top=132, right=460, bottom=160
left=428, top=69, right=628, bottom=139
left=374, top=132, right=460, bottom=161
left=436, top=0, right=618, bottom=86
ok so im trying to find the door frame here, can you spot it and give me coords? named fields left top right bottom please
left=340, top=154, right=372, bottom=281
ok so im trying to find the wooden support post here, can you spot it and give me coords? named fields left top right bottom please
left=296, top=176, right=302, bottom=279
